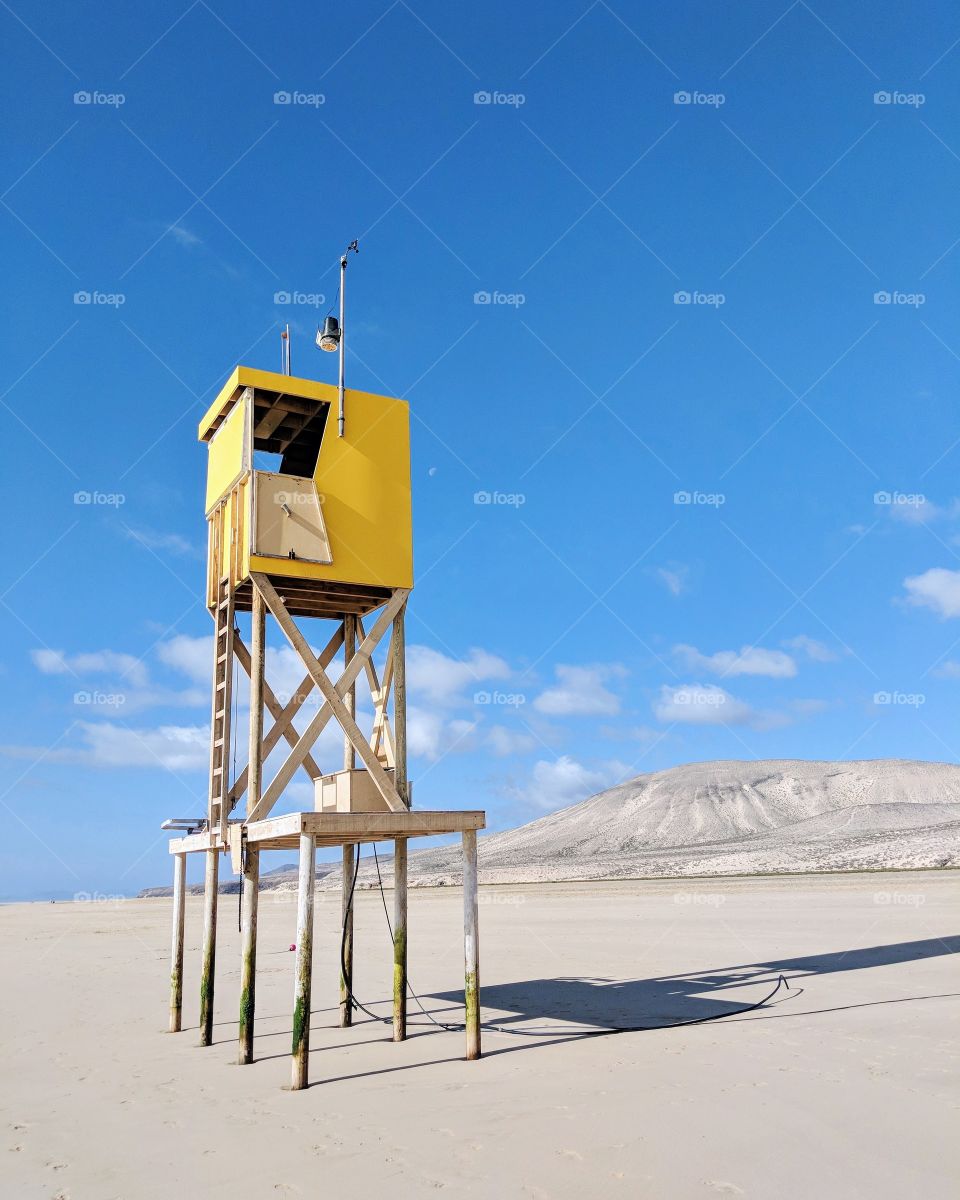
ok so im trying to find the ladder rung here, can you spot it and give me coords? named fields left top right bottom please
left=216, top=680, right=226, bottom=690
left=212, top=766, right=222, bottom=775
left=214, top=738, right=224, bottom=748
left=217, top=653, right=228, bottom=664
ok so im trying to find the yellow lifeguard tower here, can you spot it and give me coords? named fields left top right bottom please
left=163, top=360, right=484, bottom=1090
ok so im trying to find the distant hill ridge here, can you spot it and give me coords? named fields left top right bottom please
left=140, top=759, right=960, bottom=895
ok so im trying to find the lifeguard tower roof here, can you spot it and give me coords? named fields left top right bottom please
left=199, top=365, right=413, bottom=620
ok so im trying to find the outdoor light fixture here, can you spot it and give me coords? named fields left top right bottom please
left=316, top=315, right=340, bottom=352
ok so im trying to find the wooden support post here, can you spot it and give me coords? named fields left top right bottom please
left=393, top=604, right=408, bottom=806
left=238, top=847, right=259, bottom=1063
left=239, top=590, right=265, bottom=1065
left=199, top=847, right=218, bottom=1047
left=340, top=843, right=354, bottom=1028
left=343, top=614, right=356, bottom=770
left=291, top=832, right=315, bottom=1090
left=393, top=838, right=407, bottom=1042
left=168, top=852, right=186, bottom=1033
left=340, top=614, right=356, bottom=1030
left=463, top=829, right=481, bottom=1060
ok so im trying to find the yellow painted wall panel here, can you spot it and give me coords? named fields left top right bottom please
left=205, top=392, right=248, bottom=514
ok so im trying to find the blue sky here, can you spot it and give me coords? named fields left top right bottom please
left=3, top=0, right=960, bottom=899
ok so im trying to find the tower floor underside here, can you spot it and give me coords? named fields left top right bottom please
left=170, top=809, right=486, bottom=855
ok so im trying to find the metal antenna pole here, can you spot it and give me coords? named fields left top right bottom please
left=337, top=240, right=358, bottom=439
left=337, top=256, right=346, bottom=436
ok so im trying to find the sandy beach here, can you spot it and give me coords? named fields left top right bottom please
left=1, top=870, right=957, bottom=1199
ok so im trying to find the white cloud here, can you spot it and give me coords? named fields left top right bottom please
left=654, top=683, right=755, bottom=726
left=934, top=661, right=960, bottom=679
left=168, top=224, right=202, bottom=247
left=513, top=755, right=625, bottom=811
left=407, top=707, right=478, bottom=761
left=407, top=645, right=510, bottom=706
left=156, top=637, right=342, bottom=708
left=903, top=567, right=960, bottom=618
left=656, top=566, right=687, bottom=596
left=264, top=645, right=319, bottom=706
left=887, top=496, right=958, bottom=525
left=783, top=635, right=838, bottom=663
left=486, top=725, right=537, bottom=756
left=157, top=635, right=210, bottom=683
left=674, top=644, right=796, bottom=679
left=77, top=721, right=209, bottom=769
left=2, top=721, right=211, bottom=771
left=124, top=526, right=198, bottom=556
left=534, top=663, right=627, bottom=717
left=32, top=648, right=148, bottom=687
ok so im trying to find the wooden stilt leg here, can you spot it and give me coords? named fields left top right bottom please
left=168, top=852, right=186, bottom=1033
left=392, top=605, right=408, bottom=807
left=463, top=830, right=480, bottom=1060
left=340, top=843, right=354, bottom=1027
left=343, top=614, right=356, bottom=771
left=239, top=590, right=265, bottom=1065
left=340, top=613, right=356, bottom=1031
left=291, top=832, right=315, bottom=1090
left=393, top=837, right=407, bottom=1042
left=238, top=847, right=259, bottom=1064
left=199, top=847, right=219, bottom=1046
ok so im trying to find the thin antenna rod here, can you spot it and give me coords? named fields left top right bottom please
left=337, top=240, right=359, bottom=438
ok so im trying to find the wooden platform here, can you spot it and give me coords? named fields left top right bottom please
left=169, top=809, right=486, bottom=855
left=230, top=574, right=393, bottom=619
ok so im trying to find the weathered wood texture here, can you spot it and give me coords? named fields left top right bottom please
left=393, top=838, right=408, bottom=1041
left=238, top=847, right=259, bottom=1064
left=168, top=853, right=186, bottom=1033
left=239, top=590, right=265, bottom=1064
left=392, top=604, right=408, bottom=805
left=291, top=833, right=315, bottom=1090
left=199, top=847, right=219, bottom=1047
left=343, top=614, right=356, bottom=771
left=340, top=843, right=354, bottom=1028
left=463, top=830, right=481, bottom=1060
left=241, top=809, right=485, bottom=852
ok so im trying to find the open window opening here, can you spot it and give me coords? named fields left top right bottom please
left=252, top=391, right=329, bottom=479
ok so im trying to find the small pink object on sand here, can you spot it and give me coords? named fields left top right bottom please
left=289, top=943, right=296, bottom=952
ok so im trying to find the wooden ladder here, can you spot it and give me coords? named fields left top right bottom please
left=207, top=505, right=236, bottom=843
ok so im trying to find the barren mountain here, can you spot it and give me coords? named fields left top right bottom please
left=395, top=759, right=960, bottom=884
left=141, top=759, right=960, bottom=895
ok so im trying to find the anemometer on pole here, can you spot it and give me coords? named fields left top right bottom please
left=316, top=239, right=359, bottom=437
